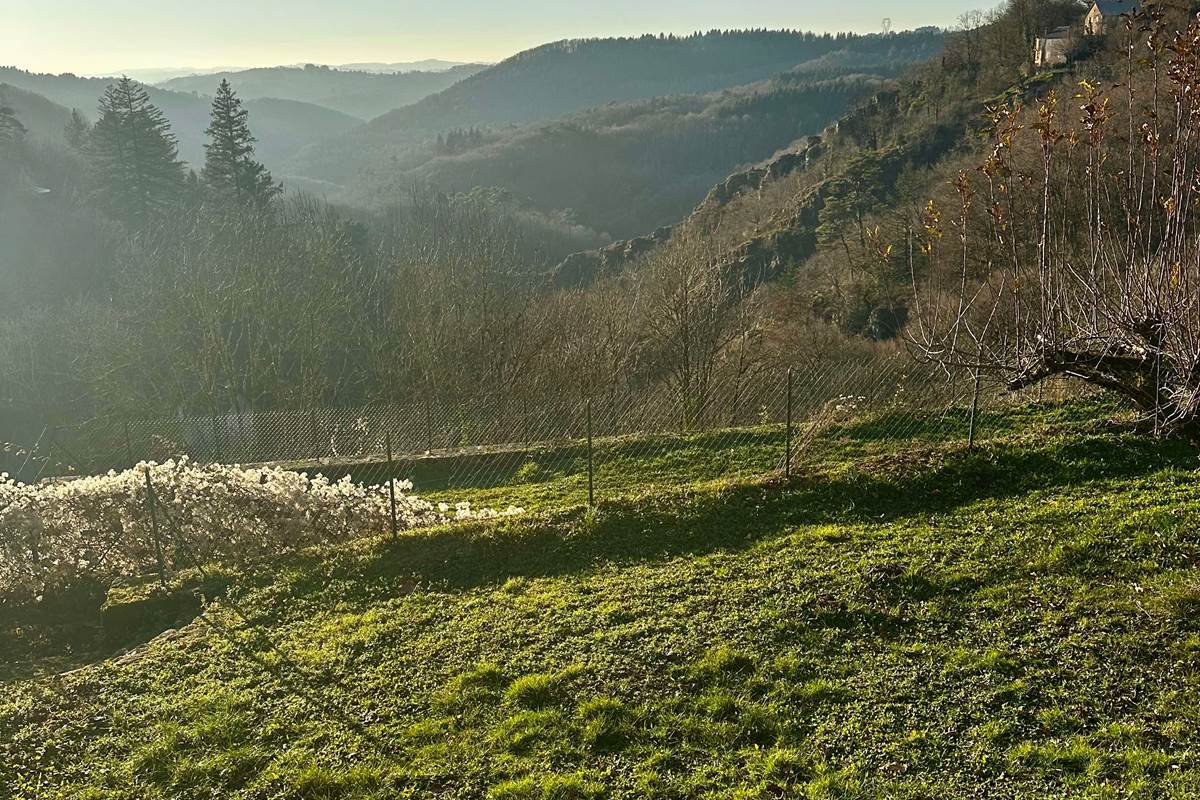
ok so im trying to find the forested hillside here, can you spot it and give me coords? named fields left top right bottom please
left=159, top=63, right=487, bottom=119
left=391, top=75, right=882, bottom=238
left=287, top=29, right=945, bottom=188
left=9, top=0, right=1192, bottom=460
left=286, top=30, right=942, bottom=238
left=0, top=4, right=1082, bottom=454
left=0, top=84, right=72, bottom=143
left=555, top=0, right=1089, bottom=334
left=0, top=68, right=362, bottom=168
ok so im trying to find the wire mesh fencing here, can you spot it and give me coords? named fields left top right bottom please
left=20, top=351, right=1051, bottom=513
left=0, top=350, right=1096, bottom=607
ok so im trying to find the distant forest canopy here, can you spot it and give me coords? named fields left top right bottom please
left=287, top=27, right=945, bottom=237
left=0, top=84, right=73, bottom=144
left=158, top=63, right=489, bottom=120
left=1, top=26, right=943, bottom=243
left=399, top=74, right=890, bottom=239
left=288, top=28, right=945, bottom=184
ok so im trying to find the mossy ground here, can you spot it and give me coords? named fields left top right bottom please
left=3, top=399, right=1200, bottom=798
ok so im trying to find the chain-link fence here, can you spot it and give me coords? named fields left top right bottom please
left=0, top=348, right=1097, bottom=650
left=9, top=351, right=1059, bottom=511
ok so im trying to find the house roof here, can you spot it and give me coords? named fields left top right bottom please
left=1042, top=25, right=1072, bottom=39
left=1093, top=0, right=1140, bottom=16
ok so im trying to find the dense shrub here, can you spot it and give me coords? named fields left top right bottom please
left=0, top=459, right=519, bottom=606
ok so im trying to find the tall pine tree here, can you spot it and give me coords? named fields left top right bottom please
left=64, top=109, right=92, bottom=150
left=89, top=77, right=185, bottom=226
left=201, top=80, right=280, bottom=205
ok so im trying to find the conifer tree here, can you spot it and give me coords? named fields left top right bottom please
left=89, top=77, right=185, bottom=226
left=64, top=109, right=92, bottom=150
left=201, top=80, right=280, bottom=205
left=0, top=104, right=25, bottom=147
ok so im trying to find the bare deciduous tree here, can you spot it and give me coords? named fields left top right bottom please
left=913, top=9, right=1200, bottom=436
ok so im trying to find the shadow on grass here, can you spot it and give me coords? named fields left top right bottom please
left=0, top=604, right=105, bottom=684
left=7, top=422, right=1190, bottom=679
left=266, top=431, right=1198, bottom=609
left=348, top=426, right=789, bottom=494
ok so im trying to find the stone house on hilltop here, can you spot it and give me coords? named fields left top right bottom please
left=1084, top=1, right=1141, bottom=35
left=1034, top=1, right=1143, bottom=68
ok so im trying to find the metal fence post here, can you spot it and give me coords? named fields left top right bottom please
left=124, top=420, right=134, bottom=468
left=968, top=369, right=982, bottom=449
left=785, top=368, right=794, bottom=480
left=386, top=433, right=398, bottom=541
left=586, top=398, right=594, bottom=507
left=143, top=467, right=167, bottom=591
left=522, top=396, right=530, bottom=445
left=310, top=409, right=321, bottom=457
left=425, top=399, right=434, bottom=453
left=211, top=416, right=223, bottom=463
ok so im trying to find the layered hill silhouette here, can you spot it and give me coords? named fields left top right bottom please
left=287, top=30, right=945, bottom=187
left=396, top=74, right=887, bottom=238
left=0, top=67, right=362, bottom=170
left=287, top=29, right=943, bottom=237
left=0, top=83, right=73, bottom=143
left=159, top=63, right=486, bottom=119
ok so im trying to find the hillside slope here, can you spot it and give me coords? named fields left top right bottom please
left=396, top=75, right=886, bottom=238
left=287, top=29, right=945, bottom=188
left=0, top=84, right=71, bottom=143
left=3, top=404, right=1200, bottom=798
left=552, top=1, right=1087, bottom=330
left=159, top=63, right=487, bottom=120
left=553, top=81, right=972, bottom=286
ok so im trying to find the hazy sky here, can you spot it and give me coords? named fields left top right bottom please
left=6, top=0, right=987, bottom=75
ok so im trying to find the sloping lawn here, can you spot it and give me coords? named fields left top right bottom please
left=3, top=405, right=1200, bottom=798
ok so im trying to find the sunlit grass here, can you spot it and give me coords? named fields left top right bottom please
left=4, top=398, right=1200, bottom=798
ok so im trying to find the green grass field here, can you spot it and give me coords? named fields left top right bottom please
left=4, top=399, right=1200, bottom=798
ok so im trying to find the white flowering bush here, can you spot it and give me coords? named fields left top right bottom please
left=0, top=459, right=520, bottom=607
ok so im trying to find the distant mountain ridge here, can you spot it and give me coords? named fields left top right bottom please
left=159, top=63, right=487, bottom=119
left=395, top=74, right=891, bottom=239
left=327, top=60, right=474, bottom=73
left=288, top=29, right=945, bottom=190
left=87, top=60, right=474, bottom=85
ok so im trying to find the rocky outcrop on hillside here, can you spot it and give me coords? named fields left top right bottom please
left=553, top=78, right=970, bottom=290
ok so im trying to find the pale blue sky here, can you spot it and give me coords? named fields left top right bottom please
left=6, top=0, right=989, bottom=75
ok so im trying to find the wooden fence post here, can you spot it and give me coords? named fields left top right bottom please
left=968, top=369, right=982, bottom=449
left=310, top=409, right=322, bottom=458
left=425, top=399, right=434, bottom=453
left=124, top=420, right=134, bottom=468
